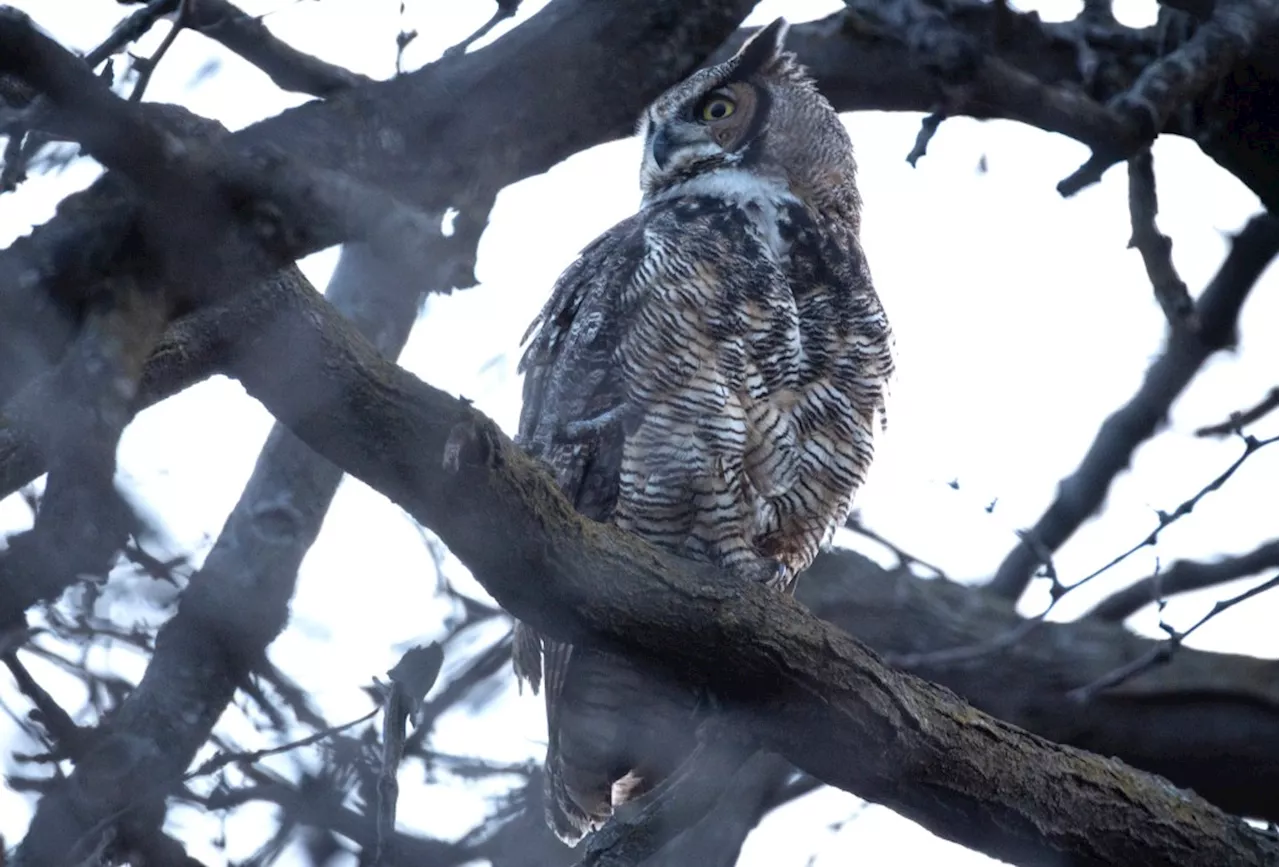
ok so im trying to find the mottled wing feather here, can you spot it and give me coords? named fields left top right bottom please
left=517, top=218, right=645, bottom=522
left=514, top=215, right=650, bottom=840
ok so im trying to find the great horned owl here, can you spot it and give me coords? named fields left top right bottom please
left=512, top=19, right=893, bottom=844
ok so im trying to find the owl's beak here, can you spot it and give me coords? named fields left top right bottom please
left=650, top=127, right=673, bottom=170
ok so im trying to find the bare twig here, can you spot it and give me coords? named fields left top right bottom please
left=1196, top=386, right=1279, bottom=437
left=988, top=213, right=1278, bottom=601
left=1070, top=574, right=1278, bottom=700
left=844, top=516, right=947, bottom=578
left=252, top=662, right=329, bottom=731
left=886, top=607, right=1044, bottom=669
left=417, top=750, right=534, bottom=779
left=1067, top=433, right=1276, bottom=590
left=445, top=0, right=523, bottom=57
left=84, top=0, right=180, bottom=71
left=2, top=652, right=86, bottom=757
left=404, top=631, right=512, bottom=756
left=1088, top=539, right=1279, bottom=621
left=192, top=772, right=464, bottom=863
left=1127, top=148, right=1196, bottom=330
left=0, top=123, right=27, bottom=191
left=906, top=111, right=945, bottom=167
left=373, top=643, right=444, bottom=866
left=899, top=436, right=1275, bottom=667
left=185, top=707, right=379, bottom=781
left=129, top=0, right=191, bottom=102
left=120, top=538, right=188, bottom=585
left=394, top=2, right=418, bottom=77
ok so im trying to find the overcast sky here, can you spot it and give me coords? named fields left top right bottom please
left=1, top=1, right=1275, bottom=865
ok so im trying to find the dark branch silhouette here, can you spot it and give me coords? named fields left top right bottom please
left=1, top=1, right=1276, bottom=864
left=1196, top=385, right=1280, bottom=437
left=988, top=216, right=1277, bottom=600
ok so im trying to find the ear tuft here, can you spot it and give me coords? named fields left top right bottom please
left=731, top=18, right=789, bottom=77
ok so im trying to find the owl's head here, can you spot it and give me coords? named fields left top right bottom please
left=637, top=19, right=859, bottom=224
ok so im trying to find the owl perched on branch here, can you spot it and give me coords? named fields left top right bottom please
left=512, top=19, right=893, bottom=844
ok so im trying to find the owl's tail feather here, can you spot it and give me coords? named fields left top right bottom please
left=543, top=735, right=613, bottom=846
left=541, top=647, right=703, bottom=846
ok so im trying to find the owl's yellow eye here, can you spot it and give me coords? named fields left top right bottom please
left=700, top=96, right=736, bottom=122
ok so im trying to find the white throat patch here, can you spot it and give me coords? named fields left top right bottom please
left=646, top=169, right=797, bottom=261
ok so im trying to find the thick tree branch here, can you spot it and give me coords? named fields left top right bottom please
left=184, top=0, right=375, bottom=96
left=17, top=106, right=1259, bottom=850
left=988, top=213, right=1277, bottom=601
left=101, top=247, right=1265, bottom=865
left=0, top=0, right=175, bottom=188
left=1059, top=0, right=1278, bottom=196
left=478, top=543, right=1278, bottom=864
left=0, top=275, right=167, bottom=627
left=0, top=271, right=265, bottom=501
left=697, top=3, right=1278, bottom=208
left=802, top=550, right=1277, bottom=822
left=4, top=263, right=1275, bottom=828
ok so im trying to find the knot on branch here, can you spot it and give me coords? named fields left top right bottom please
left=245, top=494, right=305, bottom=545
left=442, top=408, right=503, bottom=474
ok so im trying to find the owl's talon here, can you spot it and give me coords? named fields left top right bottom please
left=764, top=560, right=792, bottom=592
left=731, top=558, right=789, bottom=590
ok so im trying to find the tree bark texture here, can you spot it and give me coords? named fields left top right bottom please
left=50, top=237, right=1266, bottom=867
